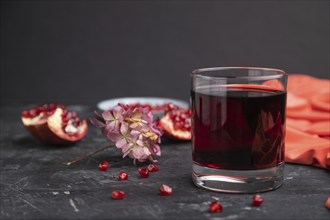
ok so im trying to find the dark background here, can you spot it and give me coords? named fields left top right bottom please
left=1, top=0, right=329, bottom=105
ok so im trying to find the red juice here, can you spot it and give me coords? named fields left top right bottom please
left=191, top=85, right=286, bottom=170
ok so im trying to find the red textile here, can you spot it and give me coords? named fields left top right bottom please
left=285, top=74, right=330, bottom=169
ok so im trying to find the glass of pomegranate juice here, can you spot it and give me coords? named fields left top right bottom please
left=191, top=67, right=287, bottom=193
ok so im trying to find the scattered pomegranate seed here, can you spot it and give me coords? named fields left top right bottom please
left=159, top=184, right=172, bottom=196
left=138, top=168, right=149, bottom=178
left=111, top=190, right=125, bottom=200
left=209, top=201, right=223, bottom=213
left=147, top=164, right=159, bottom=172
left=99, top=161, right=109, bottom=171
left=252, top=194, right=264, bottom=207
left=118, top=171, right=128, bottom=180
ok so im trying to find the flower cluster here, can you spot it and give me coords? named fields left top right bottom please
left=90, top=104, right=162, bottom=163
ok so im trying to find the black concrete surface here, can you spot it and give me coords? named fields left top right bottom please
left=0, top=105, right=329, bottom=220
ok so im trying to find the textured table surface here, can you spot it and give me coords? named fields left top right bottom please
left=1, top=105, right=329, bottom=220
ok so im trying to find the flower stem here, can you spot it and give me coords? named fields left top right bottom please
left=66, top=144, right=114, bottom=166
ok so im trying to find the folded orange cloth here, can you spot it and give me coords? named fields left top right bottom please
left=285, top=74, right=330, bottom=169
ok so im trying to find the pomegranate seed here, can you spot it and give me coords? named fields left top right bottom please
left=138, top=168, right=149, bottom=178
left=174, top=116, right=181, bottom=122
left=167, top=103, right=178, bottom=111
left=29, top=109, right=36, bottom=117
left=145, top=104, right=152, bottom=110
left=252, top=194, right=263, bottom=207
left=111, top=190, right=125, bottom=200
left=209, top=201, right=223, bottom=213
left=22, top=111, right=30, bottom=118
left=35, top=107, right=43, bottom=115
left=41, top=106, right=48, bottom=112
left=147, top=164, right=159, bottom=172
left=179, top=114, right=187, bottom=120
left=184, top=124, right=191, bottom=131
left=99, top=161, right=109, bottom=171
left=73, top=116, right=80, bottom=121
left=118, top=171, right=128, bottom=180
left=62, top=116, right=69, bottom=123
left=174, top=123, right=181, bottom=130
left=159, top=184, right=172, bottom=196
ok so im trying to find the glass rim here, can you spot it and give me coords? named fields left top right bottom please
left=191, top=66, right=287, bottom=81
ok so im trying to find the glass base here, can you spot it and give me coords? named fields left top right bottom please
left=192, top=162, right=284, bottom=193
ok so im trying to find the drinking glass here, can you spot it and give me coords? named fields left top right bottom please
left=191, top=67, right=287, bottom=193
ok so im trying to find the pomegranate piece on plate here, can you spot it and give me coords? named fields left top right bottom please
left=158, top=104, right=191, bottom=140
left=21, top=104, right=88, bottom=145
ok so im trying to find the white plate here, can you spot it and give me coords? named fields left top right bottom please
left=97, top=97, right=189, bottom=111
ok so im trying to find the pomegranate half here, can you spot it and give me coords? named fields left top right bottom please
left=158, top=104, right=191, bottom=141
left=21, top=104, right=88, bottom=145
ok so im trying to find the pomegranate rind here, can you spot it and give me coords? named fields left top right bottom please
left=23, top=122, right=63, bottom=144
left=22, top=107, right=87, bottom=145
left=159, top=114, right=191, bottom=140
left=47, top=108, right=88, bottom=143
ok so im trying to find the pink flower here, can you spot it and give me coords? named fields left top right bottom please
left=102, top=106, right=124, bottom=133
left=90, top=104, right=162, bottom=163
left=122, top=142, right=151, bottom=161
